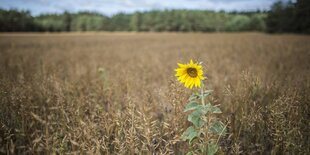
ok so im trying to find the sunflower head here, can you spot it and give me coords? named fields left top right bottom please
left=175, top=59, right=204, bottom=89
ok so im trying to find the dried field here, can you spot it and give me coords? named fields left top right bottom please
left=0, top=32, right=309, bottom=154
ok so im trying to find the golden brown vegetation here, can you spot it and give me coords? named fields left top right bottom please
left=0, top=32, right=309, bottom=154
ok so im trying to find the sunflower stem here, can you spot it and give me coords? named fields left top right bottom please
left=201, top=81, right=205, bottom=106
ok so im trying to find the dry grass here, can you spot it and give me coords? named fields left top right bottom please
left=0, top=32, right=309, bottom=154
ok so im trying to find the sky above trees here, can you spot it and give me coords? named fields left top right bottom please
left=1, top=0, right=290, bottom=16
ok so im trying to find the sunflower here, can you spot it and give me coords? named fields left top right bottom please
left=175, top=59, right=204, bottom=89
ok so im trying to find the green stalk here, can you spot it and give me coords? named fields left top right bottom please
left=201, top=81, right=205, bottom=106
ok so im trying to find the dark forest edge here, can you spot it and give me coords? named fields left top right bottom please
left=0, top=0, right=309, bottom=34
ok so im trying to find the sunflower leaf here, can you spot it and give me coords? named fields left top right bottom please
left=184, top=101, right=200, bottom=112
left=199, top=103, right=212, bottom=114
left=208, top=142, right=219, bottom=155
left=182, top=126, right=199, bottom=143
left=211, top=106, right=222, bottom=113
left=189, top=93, right=200, bottom=101
left=186, top=151, right=193, bottom=155
left=188, top=110, right=204, bottom=128
left=209, top=121, right=226, bottom=135
left=200, top=90, right=213, bottom=98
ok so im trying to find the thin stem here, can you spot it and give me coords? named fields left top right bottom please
left=216, top=123, right=228, bottom=144
left=201, top=81, right=205, bottom=106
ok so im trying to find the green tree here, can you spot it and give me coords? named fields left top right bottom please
left=0, top=9, right=38, bottom=32
left=130, top=12, right=142, bottom=31
left=294, top=0, right=310, bottom=33
left=225, top=15, right=251, bottom=31
left=63, top=11, right=71, bottom=31
left=266, top=1, right=295, bottom=33
left=248, top=14, right=267, bottom=31
left=109, top=13, right=131, bottom=31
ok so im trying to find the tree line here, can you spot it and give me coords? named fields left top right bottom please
left=0, top=0, right=309, bottom=33
left=0, top=9, right=266, bottom=32
left=266, top=0, right=310, bottom=33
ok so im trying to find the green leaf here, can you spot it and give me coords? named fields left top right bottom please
left=182, top=126, right=199, bottom=143
left=186, top=151, right=193, bottom=155
left=200, top=90, right=213, bottom=98
left=189, top=93, right=200, bottom=101
left=209, top=121, right=226, bottom=135
left=200, top=103, right=211, bottom=114
left=208, top=142, right=219, bottom=155
left=199, top=103, right=222, bottom=114
left=188, top=110, right=204, bottom=128
left=211, top=106, right=222, bottom=113
left=184, top=101, right=199, bottom=112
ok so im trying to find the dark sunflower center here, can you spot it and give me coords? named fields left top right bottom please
left=187, top=68, right=198, bottom=78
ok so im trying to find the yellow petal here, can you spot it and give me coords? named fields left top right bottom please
left=190, top=59, right=194, bottom=65
left=189, top=78, right=195, bottom=89
left=199, top=75, right=204, bottom=80
left=180, top=74, right=188, bottom=83
left=175, top=70, right=185, bottom=76
left=185, top=78, right=191, bottom=88
left=197, top=79, right=201, bottom=88
left=196, top=78, right=201, bottom=87
left=177, top=63, right=186, bottom=68
left=190, top=81, right=194, bottom=89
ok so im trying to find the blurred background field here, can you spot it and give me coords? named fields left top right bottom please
left=1, top=0, right=310, bottom=154
left=0, top=32, right=309, bottom=154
